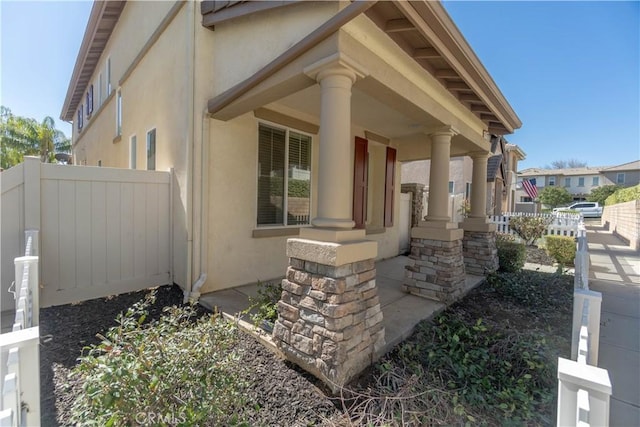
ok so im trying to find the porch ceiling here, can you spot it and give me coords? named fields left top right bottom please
left=364, top=1, right=520, bottom=136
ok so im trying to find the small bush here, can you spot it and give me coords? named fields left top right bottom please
left=508, top=216, right=553, bottom=246
left=69, top=292, right=248, bottom=426
left=545, top=235, right=576, bottom=270
left=243, top=281, right=281, bottom=328
left=496, top=233, right=525, bottom=272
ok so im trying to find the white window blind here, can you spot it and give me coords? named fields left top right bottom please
left=257, top=124, right=311, bottom=226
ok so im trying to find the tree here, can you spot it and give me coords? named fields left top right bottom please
left=0, top=106, right=71, bottom=169
left=587, top=185, right=621, bottom=205
left=543, top=159, right=587, bottom=169
left=538, top=186, right=573, bottom=208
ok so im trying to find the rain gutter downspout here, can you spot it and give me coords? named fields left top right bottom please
left=183, top=0, right=209, bottom=303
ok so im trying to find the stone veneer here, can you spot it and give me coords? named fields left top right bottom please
left=462, top=231, right=499, bottom=275
left=272, top=257, right=385, bottom=392
left=403, top=238, right=466, bottom=303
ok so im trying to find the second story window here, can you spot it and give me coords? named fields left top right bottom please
left=106, top=57, right=112, bottom=95
left=86, top=84, right=94, bottom=117
left=592, top=177, right=599, bottom=186
left=77, top=105, right=83, bottom=131
left=578, top=177, right=585, bottom=187
left=617, top=173, right=625, bottom=184
left=564, top=177, right=571, bottom=187
left=116, top=89, right=122, bottom=136
left=548, top=176, right=556, bottom=186
left=147, top=128, right=156, bottom=171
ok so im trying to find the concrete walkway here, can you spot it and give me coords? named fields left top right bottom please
left=199, top=256, right=484, bottom=355
left=586, top=223, right=640, bottom=426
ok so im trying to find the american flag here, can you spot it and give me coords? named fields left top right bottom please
left=522, top=178, right=538, bottom=199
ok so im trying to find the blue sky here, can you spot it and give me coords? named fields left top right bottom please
left=1, top=1, right=638, bottom=170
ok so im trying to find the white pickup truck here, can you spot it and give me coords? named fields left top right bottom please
left=553, top=202, right=603, bottom=218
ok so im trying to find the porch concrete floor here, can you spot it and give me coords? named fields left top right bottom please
left=199, top=255, right=485, bottom=356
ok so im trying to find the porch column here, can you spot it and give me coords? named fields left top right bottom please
left=273, top=54, right=384, bottom=393
left=404, top=128, right=467, bottom=303
left=461, top=152, right=498, bottom=275
left=425, top=129, right=455, bottom=222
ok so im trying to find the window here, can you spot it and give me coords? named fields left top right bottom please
left=465, top=182, right=472, bottom=200
left=106, top=57, right=111, bottom=95
left=448, top=181, right=454, bottom=194
left=548, top=176, right=556, bottom=186
left=77, top=105, right=83, bottom=131
left=130, top=135, right=137, bottom=169
left=147, top=129, right=156, bottom=171
left=578, top=177, right=585, bottom=187
left=257, top=123, right=311, bottom=226
left=86, top=84, right=94, bottom=117
left=99, top=73, right=103, bottom=106
left=116, top=89, right=122, bottom=136
left=592, top=177, right=599, bottom=186
left=564, top=177, right=571, bottom=187
left=617, top=173, right=625, bottom=184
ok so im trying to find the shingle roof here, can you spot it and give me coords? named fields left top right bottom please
left=602, top=160, right=640, bottom=171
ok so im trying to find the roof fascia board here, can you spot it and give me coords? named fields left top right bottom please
left=61, top=1, right=125, bottom=122
left=396, top=1, right=521, bottom=133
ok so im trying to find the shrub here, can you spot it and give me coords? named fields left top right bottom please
left=243, top=281, right=281, bottom=329
left=69, top=292, right=248, bottom=426
left=545, top=235, right=576, bottom=271
left=588, top=184, right=621, bottom=206
left=605, top=184, right=640, bottom=205
left=496, top=233, right=525, bottom=272
left=508, top=215, right=553, bottom=246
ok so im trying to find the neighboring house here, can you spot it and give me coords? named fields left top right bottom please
left=517, top=160, right=640, bottom=203
left=401, top=135, right=525, bottom=217
left=61, top=0, right=521, bottom=388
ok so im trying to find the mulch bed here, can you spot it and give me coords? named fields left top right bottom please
left=40, top=246, right=563, bottom=426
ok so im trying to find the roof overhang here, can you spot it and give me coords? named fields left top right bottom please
left=60, top=0, right=126, bottom=122
left=205, top=1, right=521, bottom=136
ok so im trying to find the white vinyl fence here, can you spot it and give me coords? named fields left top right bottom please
left=0, top=231, right=40, bottom=426
left=490, top=212, right=582, bottom=239
left=557, top=223, right=612, bottom=426
left=1, top=157, right=172, bottom=307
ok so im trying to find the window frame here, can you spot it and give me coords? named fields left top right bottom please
left=616, top=173, right=625, bottom=184
left=116, top=89, right=122, bottom=136
left=548, top=176, right=556, bottom=186
left=578, top=177, right=585, bottom=187
left=564, top=177, right=571, bottom=187
left=106, top=57, right=112, bottom=96
left=130, top=135, right=137, bottom=169
left=256, top=121, right=313, bottom=228
left=448, top=181, right=454, bottom=194
left=592, top=176, right=599, bottom=186
left=146, top=128, right=156, bottom=171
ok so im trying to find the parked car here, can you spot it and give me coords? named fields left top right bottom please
left=553, top=202, right=603, bottom=218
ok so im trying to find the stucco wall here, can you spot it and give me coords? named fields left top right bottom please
left=602, top=200, right=640, bottom=250
left=203, top=113, right=402, bottom=293
left=71, top=2, right=192, bottom=287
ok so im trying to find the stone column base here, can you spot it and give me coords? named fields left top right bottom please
left=404, top=236, right=466, bottom=303
left=462, top=230, right=499, bottom=275
left=272, top=238, right=385, bottom=393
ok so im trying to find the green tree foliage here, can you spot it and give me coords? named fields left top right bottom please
left=538, top=186, right=573, bottom=208
left=587, top=185, right=621, bottom=205
left=605, top=184, right=640, bottom=205
left=0, top=106, right=71, bottom=169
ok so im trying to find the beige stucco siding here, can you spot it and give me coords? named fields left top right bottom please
left=209, top=1, right=339, bottom=97
left=72, top=2, right=193, bottom=287
left=203, top=113, right=402, bottom=293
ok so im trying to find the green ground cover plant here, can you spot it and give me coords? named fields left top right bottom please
left=345, top=269, right=573, bottom=426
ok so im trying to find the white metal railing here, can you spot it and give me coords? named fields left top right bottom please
left=491, top=212, right=582, bottom=239
left=557, top=227, right=611, bottom=426
left=1, top=230, right=41, bottom=426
